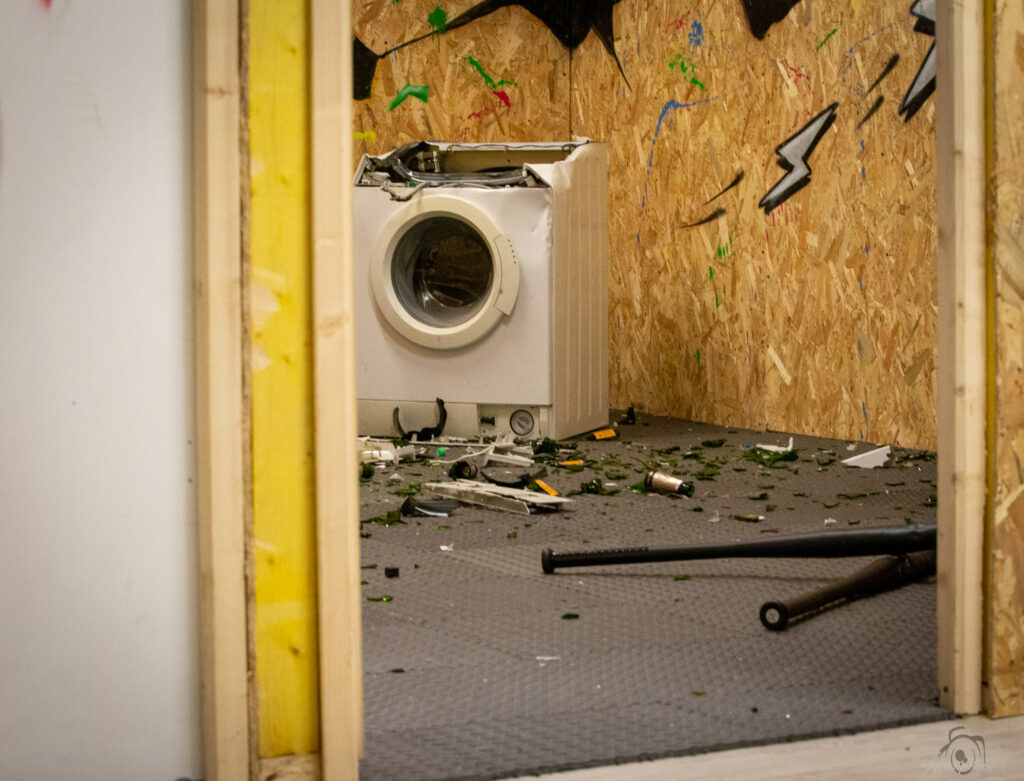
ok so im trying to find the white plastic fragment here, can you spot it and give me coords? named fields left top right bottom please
left=824, top=517, right=838, bottom=526
left=358, top=437, right=423, bottom=464
left=439, top=544, right=454, bottom=551
left=841, top=445, right=891, bottom=469
left=754, top=436, right=794, bottom=453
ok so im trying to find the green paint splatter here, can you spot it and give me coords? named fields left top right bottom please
left=709, top=265, right=714, bottom=279
left=389, top=83, right=429, bottom=111
left=715, top=292, right=719, bottom=309
left=816, top=27, right=838, bottom=51
left=428, top=4, right=447, bottom=34
left=669, top=54, right=707, bottom=89
left=716, top=234, right=733, bottom=258
left=696, top=348, right=701, bottom=367
left=463, top=55, right=516, bottom=88
left=668, top=54, right=693, bottom=73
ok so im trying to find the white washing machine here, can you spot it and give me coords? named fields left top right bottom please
left=353, top=139, right=608, bottom=441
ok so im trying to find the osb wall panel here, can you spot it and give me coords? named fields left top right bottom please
left=352, top=0, right=570, bottom=154
left=989, top=0, right=1024, bottom=718
left=573, top=1, right=937, bottom=449
left=351, top=1, right=937, bottom=450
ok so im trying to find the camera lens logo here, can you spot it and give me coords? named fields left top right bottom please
left=936, top=726, right=986, bottom=775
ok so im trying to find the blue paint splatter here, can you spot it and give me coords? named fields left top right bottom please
left=689, top=20, right=703, bottom=47
left=861, top=166, right=866, bottom=179
left=860, top=139, right=865, bottom=151
left=640, top=95, right=718, bottom=214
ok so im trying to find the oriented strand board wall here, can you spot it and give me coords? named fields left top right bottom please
left=989, top=0, right=1024, bottom=718
left=574, top=1, right=937, bottom=449
left=353, top=1, right=937, bottom=450
left=353, top=0, right=570, bottom=153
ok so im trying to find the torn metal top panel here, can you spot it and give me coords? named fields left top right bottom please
left=355, top=138, right=595, bottom=189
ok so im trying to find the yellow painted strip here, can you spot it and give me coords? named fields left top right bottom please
left=249, top=0, right=319, bottom=757
left=589, top=428, right=618, bottom=440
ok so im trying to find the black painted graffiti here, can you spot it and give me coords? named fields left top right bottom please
left=683, top=207, right=726, bottom=229
left=759, top=102, right=838, bottom=214
left=354, top=0, right=625, bottom=101
left=899, top=0, right=935, bottom=121
left=866, top=53, right=900, bottom=95
left=353, top=37, right=383, bottom=101
left=684, top=171, right=744, bottom=229
left=707, top=170, right=745, bottom=204
left=857, top=54, right=899, bottom=129
left=856, top=96, right=883, bottom=129
left=740, top=0, right=804, bottom=40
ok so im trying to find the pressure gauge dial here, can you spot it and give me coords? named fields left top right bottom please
left=509, top=408, right=535, bottom=436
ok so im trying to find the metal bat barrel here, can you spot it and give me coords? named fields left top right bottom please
left=539, top=525, right=936, bottom=574
left=759, top=549, right=937, bottom=631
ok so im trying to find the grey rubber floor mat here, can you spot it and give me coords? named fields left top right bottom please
left=357, top=414, right=949, bottom=780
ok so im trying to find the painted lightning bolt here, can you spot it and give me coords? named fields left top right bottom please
left=899, top=0, right=936, bottom=121
left=758, top=102, right=839, bottom=215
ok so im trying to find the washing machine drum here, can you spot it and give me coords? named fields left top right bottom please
left=371, top=194, right=520, bottom=349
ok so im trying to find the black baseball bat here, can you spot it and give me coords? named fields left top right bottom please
left=759, top=548, right=937, bottom=630
left=540, top=525, right=936, bottom=574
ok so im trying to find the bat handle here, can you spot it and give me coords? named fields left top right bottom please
left=759, top=549, right=936, bottom=631
left=759, top=601, right=792, bottom=631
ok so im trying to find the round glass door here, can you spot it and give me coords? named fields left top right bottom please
left=371, top=193, right=520, bottom=350
left=390, top=217, right=493, bottom=327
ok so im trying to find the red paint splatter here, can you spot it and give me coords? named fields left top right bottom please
left=781, top=58, right=811, bottom=86
left=492, top=90, right=511, bottom=110
left=668, top=12, right=691, bottom=30
left=41, top=0, right=52, bottom=7
left=467, top=111, right=484, bottom=121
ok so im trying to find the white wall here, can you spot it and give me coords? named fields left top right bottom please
left=0, top=2, right=201, bottom=779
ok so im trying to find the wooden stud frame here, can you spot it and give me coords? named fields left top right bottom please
left=194, top=0, right=252, bottom=777
left=311, top=0, right=364, bottom=776
left=936, top=0, right=987, bottom=714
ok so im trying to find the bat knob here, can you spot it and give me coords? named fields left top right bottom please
left=541, top=549, right=555, bottom=575
left=760, top=601, right=790, bottom=631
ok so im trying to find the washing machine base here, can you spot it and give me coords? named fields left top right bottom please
left=358, top=399, right=556, bottom=441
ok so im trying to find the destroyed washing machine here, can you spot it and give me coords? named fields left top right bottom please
left=353, top=139, right=609, bottom=441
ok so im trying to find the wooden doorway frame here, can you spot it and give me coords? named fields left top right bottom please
left=194, top=0, right=362, bottom=778
left=192, top=0, right=990, bottom=777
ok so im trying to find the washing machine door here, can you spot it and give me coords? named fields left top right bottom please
left=371, top=193, right=520, bottom=350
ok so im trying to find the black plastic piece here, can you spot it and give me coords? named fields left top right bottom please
left=393, top=397, right=447, bottom=441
